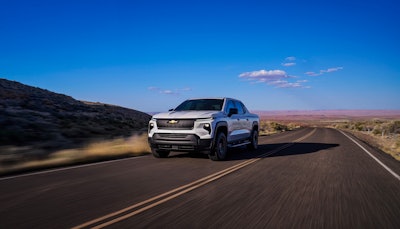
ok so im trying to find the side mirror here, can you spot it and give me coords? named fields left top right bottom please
left=228, top=108, right=238, bottom=117
left=168, top=108, right=174, bottom=112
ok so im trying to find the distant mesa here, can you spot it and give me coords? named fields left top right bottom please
left=253, top=110, right=400, bottom=120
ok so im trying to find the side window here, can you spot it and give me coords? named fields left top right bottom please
left=239, top=102, right=248, bottom=113
left=234, top=101, right=244, bottom=114
left=225, top=100, right=235, bottom=114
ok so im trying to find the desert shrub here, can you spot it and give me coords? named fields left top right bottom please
left=354, top=122, right=365, bottom=131
left=341, top=123, right=349, bottom=129
left=388, top=121, right=400, bottom=134
left=373, top=127, right=382, bottom=135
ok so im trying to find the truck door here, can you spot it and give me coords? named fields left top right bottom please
left=234, top=100, right=251, bottom=140
left=225, top=100, right=241, bottom=142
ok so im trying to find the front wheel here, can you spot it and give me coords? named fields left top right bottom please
left=247, top=130, right=258, bottom=150
left=151, top=148, right=170, bottom=158
left=209, top=132, right=228, bottom=161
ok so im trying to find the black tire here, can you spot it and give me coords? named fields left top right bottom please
left=247, top=129, right=258, bottom=150
left=151, top=148, right=170, bottom=158
left=209, top=132, right=228, bottom=161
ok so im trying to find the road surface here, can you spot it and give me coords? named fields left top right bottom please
left=1, top=128, right=400, bottom=228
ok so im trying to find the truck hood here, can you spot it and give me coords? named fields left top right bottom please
left=152, top=110, right=223, bottom=119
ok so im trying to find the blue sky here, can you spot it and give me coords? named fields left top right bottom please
left=1, top=0, right=399, bottom=112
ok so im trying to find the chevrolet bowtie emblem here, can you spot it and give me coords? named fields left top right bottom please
left=168, top=120, right=179, bottom=124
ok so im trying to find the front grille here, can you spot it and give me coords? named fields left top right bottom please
left=157, top=133, right=189, bottom=138
left=157, top=119, right=195, bottom=130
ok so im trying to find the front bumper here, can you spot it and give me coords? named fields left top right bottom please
left=148, top=133, right=212, bottom=152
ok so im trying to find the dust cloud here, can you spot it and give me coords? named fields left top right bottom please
left=0, top=133, right=151, bottom=175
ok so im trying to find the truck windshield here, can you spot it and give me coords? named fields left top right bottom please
left=174, top=99, right=224, bottom=111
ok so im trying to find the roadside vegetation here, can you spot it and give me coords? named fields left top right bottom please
left=333, top=120, right=400, bottom=160
left=259, top=120, right=301, bottom=135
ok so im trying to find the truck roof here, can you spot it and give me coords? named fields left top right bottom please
left=186, top=97, right=237, bottom=101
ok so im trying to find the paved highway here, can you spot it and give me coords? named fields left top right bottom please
left=1, top=128, right=400, bottom=228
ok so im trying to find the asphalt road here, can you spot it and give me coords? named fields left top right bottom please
left=1, top=128, right=400, bottom=229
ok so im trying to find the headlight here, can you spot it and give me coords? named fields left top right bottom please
left=149, top=119, right=156, bottom=131
left=149, top=122, right=155, bottom=131
left=203, top=123, right=212, bottom=134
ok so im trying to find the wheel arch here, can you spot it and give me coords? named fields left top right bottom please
left=252, top=121, right=259, bottom=131
left=215, top=121, right=228, bottom=135
left=212, top=121, right=228, bottom=148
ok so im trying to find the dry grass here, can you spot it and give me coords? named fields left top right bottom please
left=333, top=120, right=400, bottom=161
left=0, top=133, right=150, bottom=175
left=344, top=130, right=400, bottom=161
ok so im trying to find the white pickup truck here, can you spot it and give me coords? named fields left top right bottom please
left=148, top=98, right=259, bottom=161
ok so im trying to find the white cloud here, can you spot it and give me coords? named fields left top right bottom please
left=282, top=56, right=296, bottom=67
left=271, top=80, right=310, bottom=88
left=322, top=67, right=344, bottom=73
left=278, top=82, right=302, bottom=88
left=160, top=90, right=177, bottom=95
left=305, top=71, right=322, bottom=76
left=239, top=61, right=342, bottom=89
left=281, top=62, right=296, bottom=67
left=239, top=69, right=290, bottom=81
left=148, top=86, right=192, bottom=95
left=297, top=80, right=308, bottom=83
left=239, top=69, right=308, bottom=89
left=285, top=56, right=296, bottom=61
left=305, top=67, right=343, bottom=76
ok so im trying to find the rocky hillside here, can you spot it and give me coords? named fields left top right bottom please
left=0, top=78, right=151, bottom=153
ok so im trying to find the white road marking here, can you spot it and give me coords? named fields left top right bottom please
left=340, top=130, right=400, bottom=181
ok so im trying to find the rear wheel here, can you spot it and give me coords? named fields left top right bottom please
left=209, top=132, right=228, bottom=161
left=151, top=148, right=170, bottom=158
left=247, top=129, right=258, bottom=150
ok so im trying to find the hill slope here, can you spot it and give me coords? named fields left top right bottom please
left=0, top=78, right=151, bottom=153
